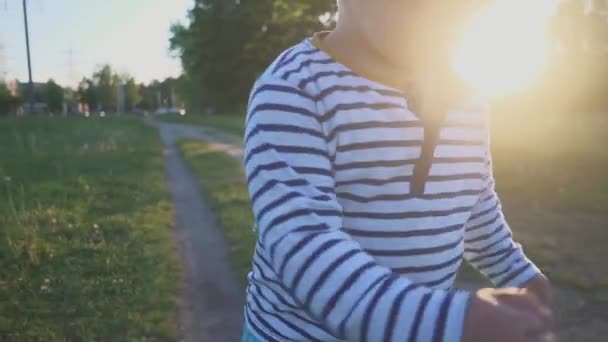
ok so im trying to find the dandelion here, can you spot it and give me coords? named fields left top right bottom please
left=93, top=224, right=99, bottom=229
left=68, top=224, right=73, bottom=229
left=3, top=176, right=10, bottom=182
left=40, top=285, right=49, bottom=292
left=51, top=218, right=57, bottom=224
left=44, top=278, right=50, bottom=284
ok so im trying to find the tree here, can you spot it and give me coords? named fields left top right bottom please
left=170, top=0, right=336, bottom=113
left=0, top=83, right=19, bottom=116
left=149, top=80, right=161, bottom=109
left=138, top=83, right=154, bottom=110
left=77, top=77, right=98, bottom=112
left=160, top=77, right=176, bottom=108
left=174, top=74, right=199, bottom=111
left=124, top=77, right=141, bottom=111
left=93, top=64, right=118, bottom=111
left=45, top=79, right=64, bottom=114
left=75, top=66, right=174, bottom=113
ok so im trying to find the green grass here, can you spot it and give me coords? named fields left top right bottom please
left=159, top=114, right=245, bottom=137
left=0, top=117, right=180, bottom=341
left=178, top=141, right=255, bottom=285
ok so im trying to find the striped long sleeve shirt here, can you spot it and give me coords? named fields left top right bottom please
left=243, top=36, right=542, bottom=342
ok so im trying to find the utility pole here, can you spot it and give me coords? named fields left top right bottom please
left=22, top=0, right=34, bottom=113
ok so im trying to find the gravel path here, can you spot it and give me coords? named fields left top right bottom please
left=148, top=118, right=244, bottom=342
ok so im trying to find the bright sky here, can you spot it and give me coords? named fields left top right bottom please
left=0, top=0, right=192, bottom=87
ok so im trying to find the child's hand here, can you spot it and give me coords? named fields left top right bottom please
left=463, top=287, right=556, bottom=342
left=490, top=287, right=554, bottom=329
left=523, top=274, right=553, bottom=308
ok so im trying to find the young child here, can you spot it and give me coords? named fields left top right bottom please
left=242, top=1, right=554, bottom=341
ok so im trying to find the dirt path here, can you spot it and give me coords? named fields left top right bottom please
left=148, top=118, right=244, bottom=342
left=148, top=117, right=607, bottom=341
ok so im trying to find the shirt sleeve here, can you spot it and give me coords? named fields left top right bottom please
left=245, top=74, right=471, bottom=342
left=463, top=128, right=543, bottom=288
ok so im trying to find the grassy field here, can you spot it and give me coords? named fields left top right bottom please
left=0, top=117, right=179, bottom=341
left=178, top=141, right=255, bottom=284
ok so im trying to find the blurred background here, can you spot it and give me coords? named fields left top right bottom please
left=1, top=0, right=607, bottom=341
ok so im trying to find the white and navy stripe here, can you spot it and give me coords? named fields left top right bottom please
left=243, top=38, right=541, bottom=341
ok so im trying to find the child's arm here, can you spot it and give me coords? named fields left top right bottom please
left=462, top=141, right=544, bottom=289
left=245, top=75, right=470, bottom=341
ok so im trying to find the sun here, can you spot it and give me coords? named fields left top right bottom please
left=452, top=0, right=558, bottom=97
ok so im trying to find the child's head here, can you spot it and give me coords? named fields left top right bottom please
left=337, top=1, right=484, bottom=69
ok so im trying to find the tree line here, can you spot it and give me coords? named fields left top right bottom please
left=0, top=64, right=184, bottom=116
left=77, top=64, right=183, bottom=113
left=169, top=0, right=608, bottom=116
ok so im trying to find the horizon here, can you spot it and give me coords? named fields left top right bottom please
left=0, top=0, right=192, bottom=87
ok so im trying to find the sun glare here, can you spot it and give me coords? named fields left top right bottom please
left=452, top=0, right=558, bottom=97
